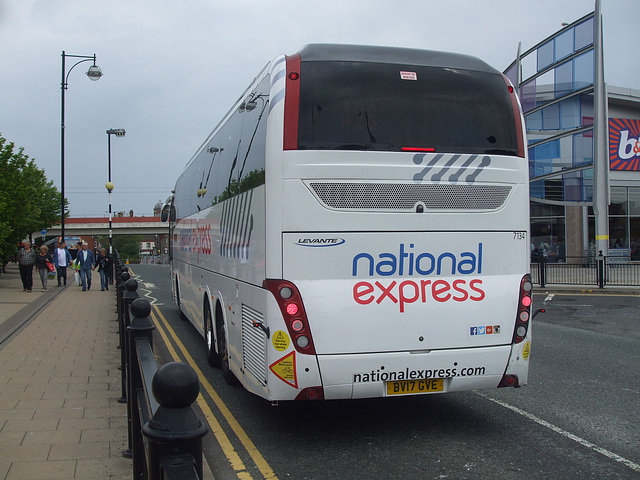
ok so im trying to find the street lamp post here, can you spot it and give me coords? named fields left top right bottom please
left=60, top=51, right=103, bottom=242
left=106, top=128, right=125, bottom=284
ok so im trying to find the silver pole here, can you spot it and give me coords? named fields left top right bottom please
left=593, top=0, right=609, bottom=257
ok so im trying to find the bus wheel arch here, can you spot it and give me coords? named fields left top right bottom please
left=215, top=300, right=238, bottom=385
left=204, top=296, right=220, bottom=367
left=174, top=274, right=181, bottom=306
left=175, top=275, right=187, bottom=321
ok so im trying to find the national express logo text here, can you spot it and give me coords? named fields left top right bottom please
left=352, top=243, right=485, bottom=313
left=179, top=224, right=212, bottom=255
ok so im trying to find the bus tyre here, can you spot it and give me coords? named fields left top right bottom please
left=217, top=318, right=237, bottom=385
left=205, top=305, right=221, bottom=367
left=176, top=279, right=187, bottom=321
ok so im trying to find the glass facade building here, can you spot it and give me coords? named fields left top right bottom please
left=505, top=12, right=640, bottom=261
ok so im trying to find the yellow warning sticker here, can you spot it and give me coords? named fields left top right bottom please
left=269, top=351, right=297, bottom=388
left=522, top=341, right=531, bottom=360
left=272, top=330, right=290, bottom=352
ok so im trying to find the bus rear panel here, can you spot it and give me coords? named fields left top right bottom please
left=169, top=44, right=531, bottom=401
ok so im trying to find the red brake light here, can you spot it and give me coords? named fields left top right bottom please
left=286, top=303, right=298, bottom=315
left=501, top=73, right=525, bottom=158
left=284, top=54, right=301, bottom=151
left=263, top=279, right=316, bottom=355
left=401, top=146, right=436, bottom=152
left=513, top=275, right=532, bottom=344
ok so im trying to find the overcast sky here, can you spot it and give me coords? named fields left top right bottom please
left=1, top=0, right=638, bottom=218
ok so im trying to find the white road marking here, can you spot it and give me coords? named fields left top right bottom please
left=127, top=272, right=163, bottom=305
left=476, top=392, right=640, bottom=473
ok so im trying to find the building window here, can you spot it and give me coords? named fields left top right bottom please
left=574, top=17, right=595, bottom=51
left=587, top=186, right=640, bottom=260
left=531, top=202, right=566, bottom=262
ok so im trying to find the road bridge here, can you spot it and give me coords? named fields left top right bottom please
left=39, top=216, right=167, bottom=238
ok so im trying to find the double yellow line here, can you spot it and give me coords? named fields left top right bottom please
left=150, top=305, right=278, bottom=480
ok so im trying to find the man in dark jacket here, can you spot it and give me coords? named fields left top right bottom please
left=76, top=242, right=95, bottom=291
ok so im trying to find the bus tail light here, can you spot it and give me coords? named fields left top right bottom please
left=401, top=146, right=436, bottom=152
left=513, top=274, right=532, bottom=344
left=264, top=279, right=316, bottom=355
left=498, top=374, right=519, bottom=388
left=502, top=74, right=525, bottom=158
left=295, top=387, right=324, bottom=401
left=283, top=54, right=301, bottom=151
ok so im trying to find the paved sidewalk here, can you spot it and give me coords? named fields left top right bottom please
left=0, top=262, right=130, bottom=479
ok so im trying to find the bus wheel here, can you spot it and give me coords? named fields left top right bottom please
left=205, top=304, right=220, bottom=367
left=217, top=316, right=237, bottom=385
left=176, top=279, right=187, bottom=321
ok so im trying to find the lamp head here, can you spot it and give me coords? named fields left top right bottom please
left=107, top=128, right=126, bottom=137
left=86, top=65, right=103, bottom=81
left=105, top=181, right=114, bottom=193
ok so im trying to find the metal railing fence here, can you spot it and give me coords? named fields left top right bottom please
left=113, top=253, right=208, bottom=480
left=530, top=253, right=640, bottom=288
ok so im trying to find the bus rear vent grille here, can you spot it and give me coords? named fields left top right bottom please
left=242, top=305, right=267, bottom=387
left=309, top=182, right=511, bottom=211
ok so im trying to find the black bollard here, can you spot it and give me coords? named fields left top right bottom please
left=538, top=254, right=546, bottom=288
left=117, top=272, right=133, bottom=404
left=597, top=250, right=605, bottom=289
left=143, top=362, right=208, bottom=480
left=122, top=279, right=141, bottom=460
left=117, top=268, right=130, bottom=336
left=127, top=298, right=156, bottom=472
left=123, top=278, right=140, bottom=326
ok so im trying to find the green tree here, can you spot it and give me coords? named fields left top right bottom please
left=113, top=234, right=143, bottom=261
left=0, top=135, right=61, bottom=268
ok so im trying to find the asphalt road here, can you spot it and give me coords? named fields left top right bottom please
left=129, top=264, right=640, bottom=480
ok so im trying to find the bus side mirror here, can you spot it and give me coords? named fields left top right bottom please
left=160, top=205, right=170, bottom=222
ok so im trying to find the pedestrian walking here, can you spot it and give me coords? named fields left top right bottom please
left=76, top=242, right=95, bottom=291
left=34, top=245, right=54, bottom=292
left=54, top=239, right=72, bottom=286
left=95, top=248, right=111, bottom=291
left=17, top=241, right=36, bottom=292
left=69, top=242, right=79, bottom=261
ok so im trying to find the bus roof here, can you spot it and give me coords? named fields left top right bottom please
left=294, top=44, right=498, bottom=74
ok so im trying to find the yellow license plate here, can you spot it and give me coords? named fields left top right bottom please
left=386, top=379, right=444, bottom=396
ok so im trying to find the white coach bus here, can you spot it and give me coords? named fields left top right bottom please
left=163, top=44, right=532, bottom=402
